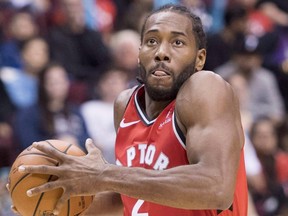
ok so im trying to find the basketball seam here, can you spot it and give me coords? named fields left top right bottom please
left=67, top=199, right=70, bottom=216
left=10, top=155, right=59, bottom=196
left=33, top=174, right=54, bottom=216
left=16, top=153, right=59, bottom=165
left=10, top=140, right=89, bottom=215
left=45, top=140, right=73, bottom=154
left=10, top=173, right=30, bottom=196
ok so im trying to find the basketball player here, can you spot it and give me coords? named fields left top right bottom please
left=11, top=4, right=248, bottom=216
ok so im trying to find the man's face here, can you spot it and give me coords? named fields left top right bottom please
left=138, top=11, right=205, bottom=101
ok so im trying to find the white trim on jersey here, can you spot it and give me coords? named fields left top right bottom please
left=134, top=87, right=156, bottom=125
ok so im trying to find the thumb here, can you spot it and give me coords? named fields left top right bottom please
left=85, top=138, right=98, bottom=154
left=85, top=138, right=107, bottom=162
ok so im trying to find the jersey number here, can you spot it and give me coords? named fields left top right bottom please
left=132, top=199, right=148, bottom=216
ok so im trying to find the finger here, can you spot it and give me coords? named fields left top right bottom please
left=32, top=141, right=66, bottom=162
left=85, top=138, right=98, bottom=154
left=26, top=181, right=60, bottom=197
left=6, top=183, right=10, bottom=192
left=18, top=165, right=61, bottom=176
left=11, top=205, right=20, bottom=215
left=53, top=193, right=70, bottom=215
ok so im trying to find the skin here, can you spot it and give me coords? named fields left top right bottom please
left=9, top=11, right=244, bottom=215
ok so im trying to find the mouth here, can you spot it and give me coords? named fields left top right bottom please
left=152, top=70, right=170, bottom=77
left=151, top=67, right=171, bottom=77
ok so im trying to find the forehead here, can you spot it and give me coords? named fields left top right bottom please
left=144, top=11, right=193, bottom=37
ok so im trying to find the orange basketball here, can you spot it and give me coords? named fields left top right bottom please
left=8, top=139, right=94, bottom=216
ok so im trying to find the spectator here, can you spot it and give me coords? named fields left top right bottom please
left=250, top=117, right=288, bottom=216
left=215, top=35, right=285, bottom=125
left=118, top=0, right=153, bottom=32
left=256, top=0, right=288, bottom=28
left=227, top=72, right=252, bottom=130
left=108, top=29, right=140, bottom=87
left=204, top=5, right=248, bottom=70
left=0, top=1, right=14, bottom=43
left=227, top=72, right=264, bottom=216
left=81, top=68, right=129, bottom=163
left=0, top=10, right=39, bottom=69
left=0, top=36, right=49, bottom=109
left=14, top=62, right=89, bottom=151
left=181, top=0, right=213, bottom=32
left=47, top=0, right=112, bottom=103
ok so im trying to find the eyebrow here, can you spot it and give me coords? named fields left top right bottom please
left=145, top=29, right=188, bottom=37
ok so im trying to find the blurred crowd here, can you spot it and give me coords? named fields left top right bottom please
left=0, top=0, right=288, bottom=215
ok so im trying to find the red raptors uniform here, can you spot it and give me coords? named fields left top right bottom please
left=115, top=86, right=248, bottom=216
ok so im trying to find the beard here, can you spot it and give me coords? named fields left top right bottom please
left=138, top=61, right=196, bottom=101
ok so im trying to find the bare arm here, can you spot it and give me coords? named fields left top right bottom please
left=18, top=73, right=244, bottom=213
left=98, top=71, right=244, bottom=209
left=260, top=2, right=288, bottom=26
left=83, top=192, right=123, bottom=216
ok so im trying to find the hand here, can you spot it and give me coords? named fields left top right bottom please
left=18, top=138, right=108, bottom=215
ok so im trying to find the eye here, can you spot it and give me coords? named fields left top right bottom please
left=146, top=38, right=158, bottom=46
left=173, top=40, right=184, bottom=46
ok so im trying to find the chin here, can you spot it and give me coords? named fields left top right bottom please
left=145, top=85, right=177, bottom=101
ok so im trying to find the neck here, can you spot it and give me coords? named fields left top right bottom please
left=25, top=66, right=39, bottom=77
left=144, top=92, right=171, bottom=120
left=48, top=100, right=65, bottom=112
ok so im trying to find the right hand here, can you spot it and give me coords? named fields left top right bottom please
left=17, top=138, right=109, bottom=215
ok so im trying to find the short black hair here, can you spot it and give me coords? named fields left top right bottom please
left=140, top=4, right=206, bottom=49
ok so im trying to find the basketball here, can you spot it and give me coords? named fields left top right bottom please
left=8, top=139, right=94, bottom=216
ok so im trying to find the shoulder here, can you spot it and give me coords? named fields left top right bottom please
left=114, top=86, right=138, bottom=109
left=175, top=71, right=238, bottom=130
left=177, top=70, right=233, bottom=99
left=255, top=67, right=277, bottom=82
left=114, top=86, right=139, bottom=130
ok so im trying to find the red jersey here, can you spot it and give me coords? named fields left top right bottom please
left=115, top=86, right=248, bottom=216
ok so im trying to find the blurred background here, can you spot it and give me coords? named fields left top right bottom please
left=0, top=0, right=288, bottom=215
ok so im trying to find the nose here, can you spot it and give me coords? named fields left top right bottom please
left=154, top=42, right=170, bottom=62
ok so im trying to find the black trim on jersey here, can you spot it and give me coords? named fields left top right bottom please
left=217, top=204, right=233, bottom=215
left=173, top=112, right=186, bottom=145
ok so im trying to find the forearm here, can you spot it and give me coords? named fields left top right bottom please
left=83, top=192, right=123, bottom=216
left=100, top=164, right=232, bottom=210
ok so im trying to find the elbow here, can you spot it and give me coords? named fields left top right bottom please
left=214, top=185, right=234, bottom=210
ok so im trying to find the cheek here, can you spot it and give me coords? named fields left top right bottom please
left=138, top=49, right=150, bottom=64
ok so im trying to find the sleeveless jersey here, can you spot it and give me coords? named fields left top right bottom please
left=115, top=86, right=248, bottom=216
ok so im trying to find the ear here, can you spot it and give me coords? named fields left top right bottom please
left=195, top=49, right=206, bottom=71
